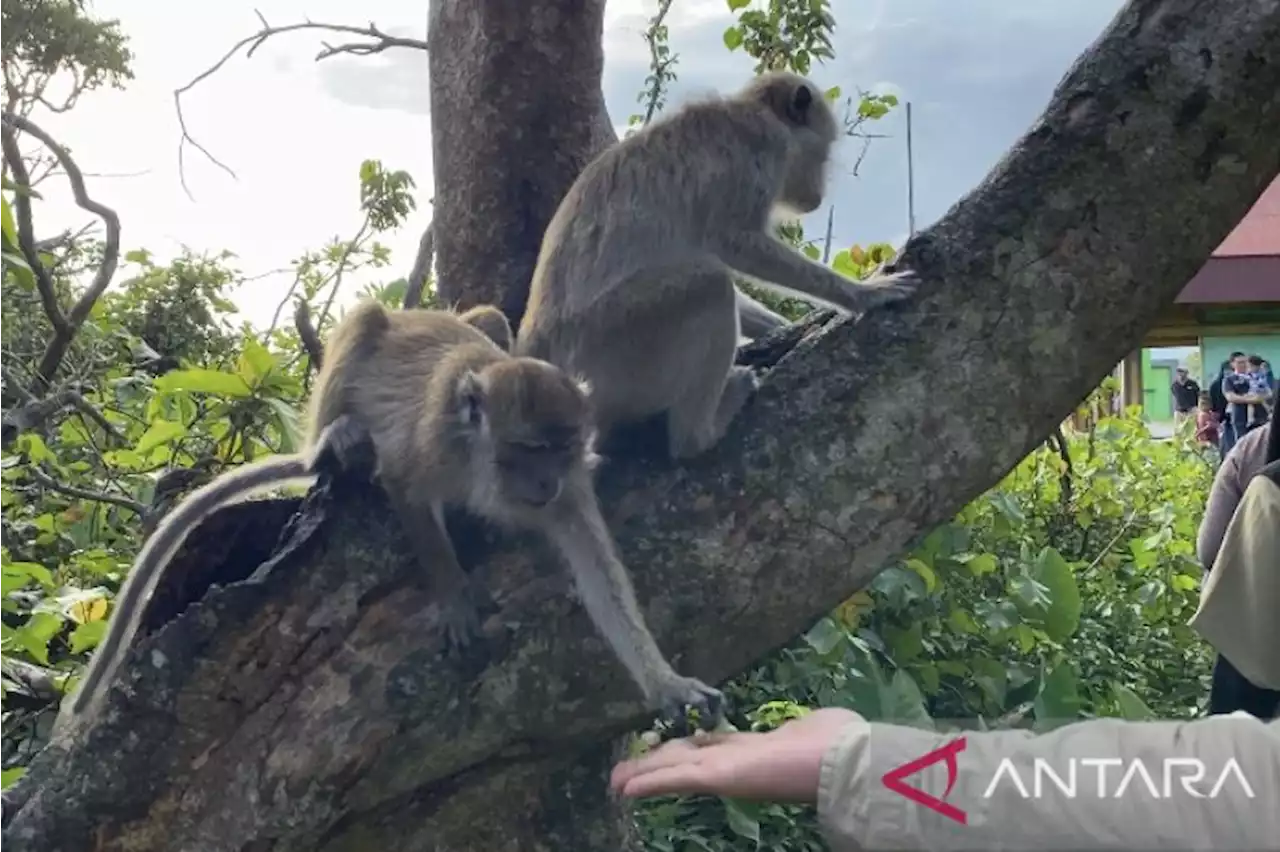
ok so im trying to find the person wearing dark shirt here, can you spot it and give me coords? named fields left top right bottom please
left=1221, top=352, right=1262, bottom=457
left=1170, top=366, right=1200, bottom=430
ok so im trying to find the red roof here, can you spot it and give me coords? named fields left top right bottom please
left=1212, top=175, right=1280, bottom=257
left=1174, top=176, right=1280, bottom=305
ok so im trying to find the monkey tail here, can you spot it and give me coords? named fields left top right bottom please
left=67, top=455, right=313, bottom=720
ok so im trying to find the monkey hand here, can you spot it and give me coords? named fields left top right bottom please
left=849, top=268, right=918, bottom=312
left=656, top=675, right=726, bottom=737
left=437, top=581, right=494, bottom=657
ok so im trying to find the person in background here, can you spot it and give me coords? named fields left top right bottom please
left=1247, top=355, right=1272, bottom=428
left=612, top=707, right=1279, bottom=850
left=1169, top=366, right=1200, bottom=431
left=1206, top=357, right=1232, bottom=457
left=1222, top=351, right=1262, bottom=456
left=1194, top=391, right=1221, bottom=447
left=1196, top=382, right=1280, bottom=718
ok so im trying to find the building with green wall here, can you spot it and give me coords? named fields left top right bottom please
left=1120, top=177, right=1280, bottom=426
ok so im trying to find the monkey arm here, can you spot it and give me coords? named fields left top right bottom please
left=716, top=231, right=913, bottom=314
left=547, top=482, right=719, bottom=716
left=735, top=288, right=789, bottom=338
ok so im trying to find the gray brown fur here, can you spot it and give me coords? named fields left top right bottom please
left=517, top=71, right=917, bottom=458
left=63, top=303, right=721, bottom=730
left=306, top=301, right=721, bottom=720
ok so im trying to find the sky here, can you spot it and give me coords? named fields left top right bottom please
left=28, top=0, right=1128, bottom=328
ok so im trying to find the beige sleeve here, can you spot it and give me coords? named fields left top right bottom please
left=816, top=714, right=1280, bottom=851
left=1197, top=447, right=1245, bottom=569
left=1190, top=475, right=1280, bottom=690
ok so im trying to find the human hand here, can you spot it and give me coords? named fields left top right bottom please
left=610, top=708, right=862, bottom=803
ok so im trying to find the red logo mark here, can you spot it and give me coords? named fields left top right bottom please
left=881, top=736, right=968, bottom=825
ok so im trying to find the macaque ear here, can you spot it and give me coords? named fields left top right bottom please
left=456, top=370, right=488, bottom=426
left=574, top=376, right=593, bottom=399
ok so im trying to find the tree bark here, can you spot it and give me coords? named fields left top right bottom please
left=5, top=0, right=1279, bottom=849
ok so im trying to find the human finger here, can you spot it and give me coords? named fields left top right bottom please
left=611, top=739, right=702, bottom=791
left=616, top=761, right=717, bottom=798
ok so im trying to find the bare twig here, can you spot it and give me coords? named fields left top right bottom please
left=174, top=11, right=428, bottom=199
left=25, top=465, right=145, bottom=516
left=403, top=221, right=434, bottom=308
left=315, top=220, right=370, bottom=330
left=294, top=300, right=324, bottom=371
left=33, top=221, right=97, bottom=254
left=264, top=268, right=307, bottom=340
left=1, top=112, right=123, bottom=395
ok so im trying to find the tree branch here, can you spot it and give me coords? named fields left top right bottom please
left=1, top=377, right=127, bottom=450
left=1, top=120, right=69, bottom=339
left=294, top=299, right=324, bottom=371
left=23, top=465, right=145, bottom=516
left=173, top=10, right=428, bottom=199
left=7, top=0, right=1279, bottom=848
left=1, top=113, right=122, bottom=395
left=403, top=222, right=434, bottom=309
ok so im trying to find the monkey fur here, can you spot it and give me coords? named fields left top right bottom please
left=517, top=71, right=918, bottom=458
left=61, top=302, right=721, bottom=732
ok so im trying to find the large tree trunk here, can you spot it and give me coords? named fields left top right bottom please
left=5, top=0, right=1278, bottom=849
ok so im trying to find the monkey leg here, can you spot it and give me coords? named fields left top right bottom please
left=311, top=413, right=378, bottom=481
left=665, top=275, right=756, bottom=459
left=383, top=481, right=488, bottom=654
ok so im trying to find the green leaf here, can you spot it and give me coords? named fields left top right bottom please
left=0, top=196, right=18, bottom=245
left=960, top=552, right=998, bottom=576
left=1, top=560, right=54, bottom=589
left=153, top=368, right=252, bottom=398
left=1035, top=663, right=1083, bottom=728
left=11, top=612, right=63, bottom=665
left=904, top=558, right=938, bottom=593
left=134, top=419, right=187, bottom=454
left=69, top=619, right=107, bottom=654
left=1, top=767, right=25, bottom=790
left=802, top=616, right=844, bottom=655
left=18, top=433, right=55, bottom=464
left=722, top=26, right=744, bottom=51
left=726, top=0, right=752, bottom=10
left=1113, top=684, right=1155, bottom=720
left=1031, top=547, right=1082, bottom=641
left=237, top=338, right=277, bottom=388
left=722, top=798, right=761, bottom=845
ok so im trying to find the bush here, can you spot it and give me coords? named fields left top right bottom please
left=632, top=388, right=1216, bottom=849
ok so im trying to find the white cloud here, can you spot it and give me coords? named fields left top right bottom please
left=25, top=0, right=1122, bottom=330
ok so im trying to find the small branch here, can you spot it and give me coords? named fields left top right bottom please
left=639, top=0, right=678, bottom=126
left=294, top=300, right=323, bottom=371
left=25, top=466, right=146, bottom=516
left=1049, top=425, right=1074, bottom=509
left=1, top=385, right=127, bottom=449
left=174, top=11, right=428, bottom=198
left=403, top=222, right=434, bottom=308
left=1, top=121, right=69, bottom=338
left=1, top=113, right=122, bottom=395
left=33, top=221, right=97, bottom=254
left=314, top=220, right=370, bottom=330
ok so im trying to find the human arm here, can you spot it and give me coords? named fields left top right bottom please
left=613, top=709, right=1280, bottom=852
left=1197, top=447, right=1246, bottom=570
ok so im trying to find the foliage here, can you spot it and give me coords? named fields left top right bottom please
left=630, top=391, right=1216, bottom=848
left=1, top=0, right=134, bottom=115
left=0, top=7, right=1220, bottom=852
left=0, top=154, right=416, bottom=768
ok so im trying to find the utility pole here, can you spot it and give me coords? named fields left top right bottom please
left=906, top=101, right=916, bottom=237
